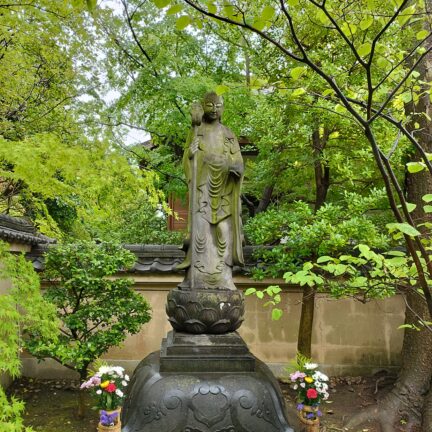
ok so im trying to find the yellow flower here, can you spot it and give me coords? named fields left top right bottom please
left=305, top=377, right=314, bottom=384
left=100, top=380, right=110, bottom=389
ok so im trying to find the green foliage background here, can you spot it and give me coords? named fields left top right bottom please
left=0, top=241, right=58, bottom=431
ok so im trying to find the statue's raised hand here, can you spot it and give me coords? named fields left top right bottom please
left=191, top=101, right=204, bottom=127
left=189, top=137, right=200, bottom=159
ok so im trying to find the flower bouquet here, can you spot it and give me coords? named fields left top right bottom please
left=80, top=365, right=129, bottom=431
left=288, top=360, right=329, bottom=431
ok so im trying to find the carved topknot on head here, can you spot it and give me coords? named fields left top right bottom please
left=201, top=91, right=224, bottom=106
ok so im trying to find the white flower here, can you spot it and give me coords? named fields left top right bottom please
left=96, top=390, right=102, bottom=395
left=304, top=363, right=318, bottom=370
left=300, top=383, right=306, bottom=388
left=115, top=389, right=124, bottom=397
left=280, top=236, right=288, bottom=244
left=293, top=384, right=298, bottom=390
left=125, top=374, right=130, bottom=381
left=98, top=366, right=112, bottom=375
left=312, top=371, right=329, bottom=382
left=122, top=380, right=128, bottom=386
left=113, top=366, right=124, bottom=377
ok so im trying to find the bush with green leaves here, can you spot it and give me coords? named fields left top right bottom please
left=88, top=197, right=184, bottom=245
left=25, top=241, right=151, bottom=389
left=244, top=190, right=392, bottom=279
left=0, top=240, right=58, bottom=432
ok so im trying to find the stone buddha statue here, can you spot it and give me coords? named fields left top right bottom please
left=177, top=91, right=244, bottom=291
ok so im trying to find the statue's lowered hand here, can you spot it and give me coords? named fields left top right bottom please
left=229, top=167, right=242, bottom=178
left=229, top=161, right=243, bottom=178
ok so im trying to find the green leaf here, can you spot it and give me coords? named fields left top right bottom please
left=272, top=308, right=283, bottom=321
left=334, top=104, right=347, bottom=114
left=334, top=264, right=347, bottom=276
left=292, top=88, right=306, bottom=97
left=317, top=256, right=333, bottom=263
left=223, top=4, right=237, bottom=18
left=387, top=257, right=407, bottom=266
left=253, top=18, right=267, bottom=31
left=86, top=0, right=97, bottom=11
left=303, top=261, right=313, bottom=270
left=245, top=287, right=256, bottom=296
left=359, top=15, right=374, bottom=30
left=398, top=323, right=420, bottom=330
left=256, top=290, right=264, bottom=299
left=407, top=161, right=426, bottom=173
left=397, top=5, right=416, bottom=26
left=422, top=194, right=432, bottom=202
left=385, top=250, right=406, bottom=257
left=400, top=92, right=412, bottom=103
left=341, top=22, right=357, bottom=36
left=175, top=15, right=191, bottom=30
left=405, top=202, right=417, bottom=213
left=207, top=2, right=217, bottom=14
left=154, top=0, right=171, bottom=8
left=167, top=4, right=183, bottom=15
left=291, top=66, right=306, bottom=80
left=377, top=56, right=389, bottom=68
left=215, top=84, right=229, bottom=95
left=358, top=244, right=371, bottom=256
left=316, top=9, right=330, bottom=25
left=267, top=285, right=282, bottom=295
left=261, top=5, right=275, bottom=21
left=424, top=205, right=432, bottom=213
left=386, top=223, right=421, bottom=237
left=416, top=29, right=429, bottom=40
left=287, top=0, right=299, bottom=5
left=358, top=42, right=372, bottom=57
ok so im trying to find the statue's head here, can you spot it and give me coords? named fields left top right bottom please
left=202, top=91, right=223, bottom=122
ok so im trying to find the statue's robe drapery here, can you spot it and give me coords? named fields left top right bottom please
left=177, top=121, right=244, bottom=290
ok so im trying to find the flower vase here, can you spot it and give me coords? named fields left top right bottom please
left=298, top=404, right=320, bottom=432
left=97, top=407, right=122, bottom=432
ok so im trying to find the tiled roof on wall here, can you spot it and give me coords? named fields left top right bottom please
left=27, top=244, right=259, bottom=274
left=0, top=214, right=55, bottom=246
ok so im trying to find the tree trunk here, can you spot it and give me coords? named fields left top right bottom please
left=347, top=8, right=432, bottom=428
left=296, top=127, right=330, bottom=357
left=256, top=185, right=274, bottom=214
left=78, top=368, right=88, bottom=419
left=346, top=290, right=432, bottom=431
left=312, top=128, right=330, bottom=213
left=296, top=284, right=315, bottom=357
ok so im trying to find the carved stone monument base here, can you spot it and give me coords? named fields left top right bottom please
left=121, top=331, right=294, bottom=432
left=166, top=288, right=245, bottom=334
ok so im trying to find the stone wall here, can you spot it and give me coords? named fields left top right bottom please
left=21, top=273, right=405, bottom=379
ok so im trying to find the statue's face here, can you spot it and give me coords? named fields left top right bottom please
left=202, top=96, right=223, bottom=122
